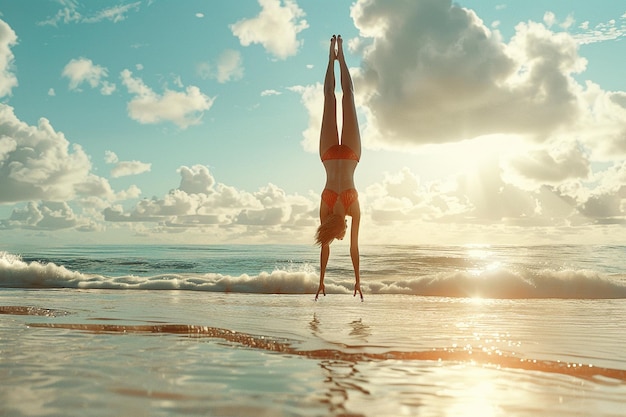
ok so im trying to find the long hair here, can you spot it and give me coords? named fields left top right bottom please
left=315, top=214, right=345, bottom=246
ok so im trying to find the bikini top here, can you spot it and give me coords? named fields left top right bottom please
left=321, top=144, right=360, bottom=162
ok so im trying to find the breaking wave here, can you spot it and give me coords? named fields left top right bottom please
left=2, top=250, right=626, bottom=299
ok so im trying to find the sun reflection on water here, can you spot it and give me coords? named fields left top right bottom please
left=440, top=365, right=503, bottom=417
left=465, top=245, right=506, bottom=277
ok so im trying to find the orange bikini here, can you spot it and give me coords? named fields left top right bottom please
left=321, top=188, right=358, bottom=211
left=321, top=144, right=359, bottom=210
left=321, top=144, right=359, bottom=162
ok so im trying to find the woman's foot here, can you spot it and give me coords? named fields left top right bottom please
left=329, top=35, right=337, bottom=61
left=336, top=35, right=345, bottom=62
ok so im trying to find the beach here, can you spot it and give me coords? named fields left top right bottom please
left=1, top=244, right=626, bottom=416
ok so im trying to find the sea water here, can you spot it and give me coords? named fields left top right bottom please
left=1, top=244, right=626, bottom=416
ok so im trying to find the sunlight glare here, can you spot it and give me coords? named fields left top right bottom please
left=443, top=366, right=502, bottom=417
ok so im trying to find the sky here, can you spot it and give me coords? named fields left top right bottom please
left=0, top=0, right=625, bottom=248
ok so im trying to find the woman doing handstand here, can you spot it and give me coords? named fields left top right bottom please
left=315, top=35, right=363, bottom=301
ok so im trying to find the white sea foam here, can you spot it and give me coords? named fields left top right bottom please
left=2, top=251, right=625, bottom=299
left=366, top=268, right=626, bottom=299
left=0, top=251, right=90, bottom=288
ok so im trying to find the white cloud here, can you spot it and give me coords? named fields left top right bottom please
left=261, top=89, right=281, bottom=96
left=579, top=187, right=626, bottom=224
left=359, top=163, right=584, bottom=233
left=376, top=158, right=626, bottom=233
left=0, top=104, right=113, bottom=203
left=289, top=83, right=324, bottom=153
left=62, top=57, right=115, bottom=94
left=37, top=0, right=82, bottom=26
left=105, top=150, right=151, bottom=178
left=0, top=137, right=16, bottom=163
left=82, top=2, right=141, bottom=24
left=365, top=168, right=435, bottom=223
left=103, top=165, right=316, bottom=238
left=289, top=82, right=347, bottom=153
left=543, top=11, right=556, bottom=28
left=235, top=206, right=284, bottom=225
left=198, top=49, right=244, bottom=83
left=38, top=1, right=140, bottom=26
left=230, top=0, right=309, bottom=60
left=349, top=0, right=587, bottom=147
left=120, top=69, right=215, bottom=128
left=560, top=14, right=575, bottom=30
left=177, top=165, right=215, bottom=195
left=91, top=157, right=625, bottom=244
left=115, top=184, right=142, bottom=201
left=2, top=201, right=78, bottom=230
left=216, top=50, right=244, bottom=83
left=111, top=161, right=151, bottom=178
left=172, top=75, right=184, bottom=89
left=575, top=81, right=626, bottom=159
left=0, top=19, right=18, bottom=98
left=0, top=200, right=112, bottom=232
left=104, top=150, right=119, bottom=164
left=534, top=11, right=626, bottom=45
left=573, top=13, right=626, bottom=44
left=100, top=81, right=116, bottom=95
left=504, top=143, right=591, bottom=187
left=0, top=102, right=137, bottom=229
left=48, top=88, right=56, bottom=96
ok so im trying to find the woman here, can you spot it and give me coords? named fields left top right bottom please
left=315, top=35, right=363, bottom=301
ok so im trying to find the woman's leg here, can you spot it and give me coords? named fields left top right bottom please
left=317, top=36, right=337, bottom=300
left=319, top=35, right=339, bottom=158
left=337, top=35, right=361, bottom=159
left=338, top=35, right=363, bottom=300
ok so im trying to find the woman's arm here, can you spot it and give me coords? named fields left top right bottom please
left=350, top=206, right=363, bottom=301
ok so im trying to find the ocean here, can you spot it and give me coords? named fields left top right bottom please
left=1, top=244, right=625, bottom=416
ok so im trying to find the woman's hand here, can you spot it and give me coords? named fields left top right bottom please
left=354, top=282, right=363, bottom=302
left=315, top=283, right=326, bottom=301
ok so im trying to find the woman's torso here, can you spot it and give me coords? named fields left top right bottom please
left=321, top=144, right=359, bottom=192
left=323, top=159, right=358, bottom=192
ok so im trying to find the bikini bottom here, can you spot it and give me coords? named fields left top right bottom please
left=321, top=188, right=358, bottom=210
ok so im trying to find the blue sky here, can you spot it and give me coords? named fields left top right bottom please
left=0, top=0, right=625, bottom=248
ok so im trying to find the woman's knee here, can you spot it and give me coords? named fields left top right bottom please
left=324, top=88, right=338, bottom=101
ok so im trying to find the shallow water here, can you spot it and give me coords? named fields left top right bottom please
left=2, top=288, right=626, bottom=416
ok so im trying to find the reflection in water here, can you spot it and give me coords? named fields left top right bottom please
left=466, top=246, right=503, bottom=277
left=439, top=366, right=502, bottom=417
left=309, top=313, right=320, bottom=334
left=6, top=303, right=626, bottom=416
left=26, top=320, right=626, bottom=382
left=309, top=314, right=371, bottom=341
left=349, top=319, right=371, bottom=340
left=309, top=314, right=372, bottom=415
left=0, top=306, right=69, bottom=316
left=318, top=360, right=370, bottom=416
